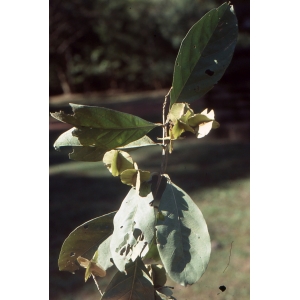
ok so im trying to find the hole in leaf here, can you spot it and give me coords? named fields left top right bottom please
left=194, top=45, right=196, bottom=49
left=84, top=224, right=89, bottom=229
left=120, top=247, right=126, bottom=256
left=219, top=285, right=226, bottom=292
left=205, top=69, right=214, bottom=76
left=70, top=252, right=75, bottom=257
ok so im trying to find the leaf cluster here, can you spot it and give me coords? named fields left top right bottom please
left=51, top=3, right=238, bottom=299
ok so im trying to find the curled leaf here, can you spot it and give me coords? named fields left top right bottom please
left=103, top=150, right=134, bottom=177
left=77, top=252, right=106, bottom=282
left=120, top=169, right=151, bottom=197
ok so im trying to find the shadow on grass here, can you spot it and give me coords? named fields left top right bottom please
left=49, top=139, right=249, bottom=299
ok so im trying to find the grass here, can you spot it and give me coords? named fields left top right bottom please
left=49, top=138, right=249, bottom=300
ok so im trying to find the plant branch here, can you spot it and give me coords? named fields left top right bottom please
left=154, top=87, right=172, bottom=200
left=92, top=274, right=103, bottom=297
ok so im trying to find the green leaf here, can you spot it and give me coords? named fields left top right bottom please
left=54, top=130, right=158, bottom=162
left=110, top=188, right=156, bottom=272
left=170, top=3, right=238, bottom=106
left=103, top=150, right=134, bottom=177
left=51, top=103, right=159, bottom=149
left=69, top=146, right=107, bottom=162
left=156, top=182, right=211, bottom=286
left=102, top=257, right=155, bottom=300
left=58, top=212, right=116, bottom=273
left=120, top=169, right=151, bottom=196
left=117, top=136, right=160, bottom=151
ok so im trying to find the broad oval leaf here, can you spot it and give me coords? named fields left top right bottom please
left=110, top=188, right=156, bottom=272
left=170, top=3, right=238, bottom=106
left=58, top=212, right=116, bottom=273
left=51, top=103, right=159, bottom=149
left=102, top=257, right=155, bottom=300
left=156, top=182, right=211, bottom=286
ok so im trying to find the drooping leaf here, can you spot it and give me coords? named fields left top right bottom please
left=54, top=131, right=158, bottom=162
left=156, top=181, right=211, bottom=286
left=110, top=188, right=156, bottom=272
left=103, top=150, right=134, bottom=177
left=102, top=257, right=155, bottom=300
left=170, top=2, right=238, bottom=106
left=51, top=103, right=159, bottom=149
left=58, top=212, right=116, bottom=273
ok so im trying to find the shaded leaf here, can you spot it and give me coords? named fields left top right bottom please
left=51, top=103, right=159, bottom=149
left=110, top=188, right=156, bottom=272
left=170, top=3, right=238, bottom=105
left=54, top=130, right=158, bottom=162
left=147, top=264, right=167, bottom=288
left=156, top=287, right=174, bottom=299
left=102, top=257, right=155, bottom=300
left=69, top=146, right=106, bottom=162
left=58, top=212, right=116, bottom=273
left=117, top=136, right=160, bottom=151
left=143, top=239, right=161, bottom=265
left=156, top=182, right=211, bottom=286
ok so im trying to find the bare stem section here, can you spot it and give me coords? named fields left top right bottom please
left=154, top=87, right=172, bottom=199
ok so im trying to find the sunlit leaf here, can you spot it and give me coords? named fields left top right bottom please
left=167, top=103, right=194, bottom=124
left=58, top=212, right=116, bottom=273
left=156, top=181, right=211, bottom=286
left=110, top=188, right=155, bottom=272
left=170, top=3, right=238, bottom=105
left=77, top=251, right=106, bottom=282
left=96, top=235, right=114, bottom=271
left=103, top=150, right=134, bottom=177
left=120, top=169, right=151, bottom=196
left=51, top=103, right=159, bottom=150
left=102, top=257, right=155, bottom=300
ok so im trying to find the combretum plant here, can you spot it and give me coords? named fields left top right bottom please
left=51, top=2, right=238, bottom=299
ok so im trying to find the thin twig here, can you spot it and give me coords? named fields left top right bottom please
left=92, top=274, right=103, bottom=297
left=223, top=241, right=234, bottom=273
left=154, top=87, right=172, bottom=199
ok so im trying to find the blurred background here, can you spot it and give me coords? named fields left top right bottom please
left=49, top=0, right=249, bottom=299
